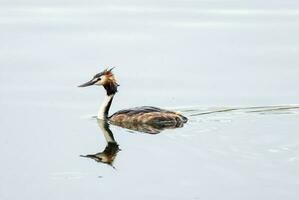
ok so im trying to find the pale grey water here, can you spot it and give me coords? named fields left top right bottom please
left=1, top=1, right=299, bottom=199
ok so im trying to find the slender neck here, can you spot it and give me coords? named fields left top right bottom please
left=98, top=81, right=118, bottom=120
left=98, top=94, right=114, bottom=120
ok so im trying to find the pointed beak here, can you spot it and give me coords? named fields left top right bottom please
left=78, top=79, right=96, bottom=87
left=80, top=154, right=94, bottom=158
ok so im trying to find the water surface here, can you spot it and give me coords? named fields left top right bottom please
left=1, top=1, right=299, bottom=199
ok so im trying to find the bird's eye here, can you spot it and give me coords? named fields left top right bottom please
left=93, top=78, right=100, bottom=83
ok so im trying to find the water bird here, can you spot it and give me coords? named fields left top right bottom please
left=78, top=68, right=188, bottom=128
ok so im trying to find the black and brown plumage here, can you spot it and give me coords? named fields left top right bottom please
left=78, top=68, right=188, bottom=131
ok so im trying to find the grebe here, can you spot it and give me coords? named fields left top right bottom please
left=78, top=68, right=188, bottom=127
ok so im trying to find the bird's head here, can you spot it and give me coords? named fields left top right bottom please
left=78, top=68, right=119, bottom=95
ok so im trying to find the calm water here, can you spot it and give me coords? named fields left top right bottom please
left=1, top=1, right=299, bottom=199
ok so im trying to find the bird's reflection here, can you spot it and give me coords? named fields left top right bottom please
left=81, top=120, right=120, bottom=168
left=81, top=119, right=186, bottom=167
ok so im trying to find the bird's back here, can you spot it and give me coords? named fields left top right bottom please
left=109, top=106, right=188, bottom=125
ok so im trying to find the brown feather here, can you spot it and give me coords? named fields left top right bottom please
left=110, top=111, right=187, bottom=124
left=109, top=111, right=187, bottom=134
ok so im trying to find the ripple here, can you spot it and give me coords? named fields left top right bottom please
left=180, top=105, right=299, bottom=117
